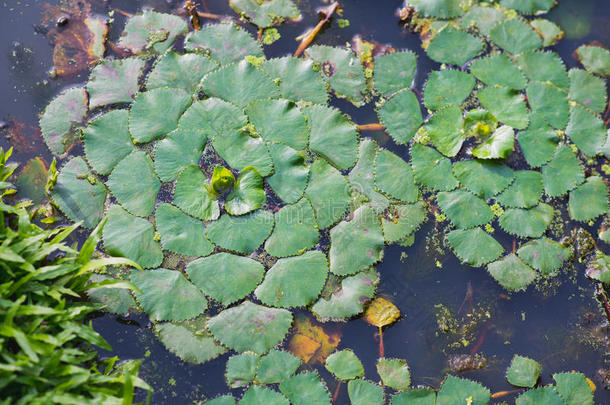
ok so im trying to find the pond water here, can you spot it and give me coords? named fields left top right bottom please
left=1, top=0, right=609, bottom=403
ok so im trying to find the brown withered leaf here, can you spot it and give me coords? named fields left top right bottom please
left=351, top=35, right=395, bottom=70
left=288, top=314, right=342, bottom=364
left=16, top=158, right=48, bottom=204
left=41, top=0, right=108, bottom=77
left=3, top=117, right=45, bottom=154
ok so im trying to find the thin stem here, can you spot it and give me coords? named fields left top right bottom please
left=331, top=381, right=342, bottom=404
left=491, top=389, right=522, bottom=399
left=197, top=11, right=222, bottom=19
left=257, top=27, right=263, bottom=42
left=378, top=326, right=384, bottom=358
left=113, top=8, right=133, bottom=17
left=357, top=123, right=385, bottom=131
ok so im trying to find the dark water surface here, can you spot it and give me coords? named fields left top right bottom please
left=1, top=0, right=609, bottom=403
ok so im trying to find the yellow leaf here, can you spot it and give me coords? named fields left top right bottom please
left=363, top=297, right=400, bottom=328
left=288, top=315, right=342, bottom=364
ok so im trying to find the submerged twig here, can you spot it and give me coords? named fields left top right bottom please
left=197, top=10, right=223, bottom=19
left=294, top=2, right=339, bottom=57
left=185, top=1, right=201, bottom=30
left=490, top=389, right=523, bottom=399
left=113, top=8, right=133, bottom=18
left=457, top=281, right=473, bottom=315
left=470, top=317, right=492, bottom=355
left=357, top=123, right=385, bottom=131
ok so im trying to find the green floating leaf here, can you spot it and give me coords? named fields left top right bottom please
left=131, top=268, right=207, bottom=321
left=326, top=350, right=364, bottom=381
left=305, top=159, right=351, bottom=229
left=553, top=372, right=594, bottom=405
left=566, top=104, right=606, bottom=157
left=265, top=198, right=319, bottom=258
left=153, top=127, right=206, bottom=182
left=306, top=45, right=367, bottom=105
left=426, top=105, right=464, bottom=158
left=40, top=87, right=87, bottom=155
left=199, top=98, right=272, bottom=176
left=208, top=301, right=292, bottom=355
left=312, top=268, right=378, bottom=321
left=461, top=5, right=504, bottom=36
left=382, top=202, right=426, bottom=244
left=87, top=58, right=145, bottom=108
left=348, top=379, right=384, bottom=405
left=278, top=371, right=331, bottom=405
left=423, top=70, right=475, bottom=110
left=107, top=151, right=160, bottom=217
left=246, top=99, right=308, bottom=150
left=375, top=149, right=418, bottom=203
left=453, top=160, right=514, bottom=199
left=302, top=104, right=358, bottom=170
left=541, top=146, right=584, bottom=197
left=174, top=166, right=219, bottom=221
left=506, top=355, right=541, bottom=388
left=517, top=125, right=558, bottom=168
left=155, top=203, right=213, bottom=257
left=156, top=318, right=226, bottom=364
left=447, top=228, right=504, bottom=267
left=230, top=0, right=299, bottom=28
left=226, top=167, right=266, bottom=216
left=472, top=125, right=515, bottom=160
left=87, top=274, right=136, bottom=315
left=348, top=139, right=390, bottom=212
left=500, top=0, right=555, bottom=14
left=256, top=350, right=301, bottom=384
left=568, top=68, right=607, bottom=114
left=463, top=109, right=498, bottom=138
left=517, top=237, right=570, bottom=276
left=478, top=86, right=529, bottom=130
left=147, top=52, right=218, bottom=93
left=426, top=26, right=483, bottom=66
left=119, top=10, right=187, bottom=54
left=187, top=253, right=264, bottom=306
left=436, top=375, right=490, bottom=405
left=256, top=251, right=328, bottom=308
left=576, top=45, right=610, bottom=76
left=261, top=56, right=328, bottom=104
left=499, top=203, right=554, bottom=238
left=206, top=210, right=274, bottom=254
left=526, top=81, right=569, bottom=130
left=569, top=176, right=608, bottom=222
left=329, top=205, right=384, bottom=276
left=470, top=53, right=526, bottom=90
left=515, top=387, right=564, bottom=405
left=376, top=358, right=411, bottom=391
left=266, top=143, right=309, bottom=204
left=204, top=396, right=235, bottom=405
left=408, top=0, right=464, bottom=18
left=410, top=143, right=459, bottom=192
left=83, top=110, right=135, bottom=176
left=530, top=19, right=563, bottom=47
left=202, top=60, right=279, bottom=108
left=516, top=51, right=569, bottom=89
left=184, top=23, right=262, bottom=65
left=103, top=205, right=163, bottom=268
left=226, top=352, right=259, bottom=388
left=489, top=18, right=543, bottom=55
left=391, top=388, right=436, bottom=405
left=437, top=190, right=493, bottom=229
left=129, top=88, right=192, bottom=143
left=488, top=253, right=537, bottom=291
left=374, top=51, right=417, bottom=96
left=50, top=157, right=106, bottom=229
left=376, top=89, right=423, bottom=145
left=239, top=385, right=289, bottom=405
left=496, top=170, right=542, bottom=209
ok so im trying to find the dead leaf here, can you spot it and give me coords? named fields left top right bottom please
left=363, top=297, right=400, bottom=328
left=289, top=314, right=342, bottom=364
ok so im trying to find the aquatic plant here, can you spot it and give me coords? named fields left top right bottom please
left=35, top=0, right=609, bottom=401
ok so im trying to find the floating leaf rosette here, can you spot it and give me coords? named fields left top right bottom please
left=39, top=1, right=610, bottom=395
